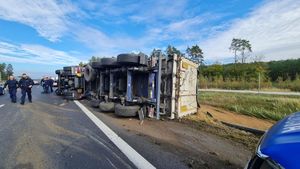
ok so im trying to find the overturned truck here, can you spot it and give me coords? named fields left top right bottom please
left=84, top=53, right=199, bottom=119
left=56, top=53, right=198, bottom=119
left=55, top=66, right=85, bottom=100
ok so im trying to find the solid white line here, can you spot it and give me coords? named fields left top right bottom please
left=0, top=104, right=4, bottom=108
left=74, top=100, right=156, bottom=169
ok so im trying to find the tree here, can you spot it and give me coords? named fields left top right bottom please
left=166, top=45, right=181, bottom=56
left=79, top=62, right=86, bottom=67
left=0, top=63, right=6, bottom=81
left=229, top=38, right=252, bottom=63
left=186, top=45, right=204, bottom=64
left=6, top=63, right=13, bottom=76
left=251, top=54, right=265, bottom=63
left=89, top=56, right=101, bottom=63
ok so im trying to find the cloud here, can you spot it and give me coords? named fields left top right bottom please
left=199, top=0, right=300, bottom=63
left=0, top=0, right=83, bottom=42
left=77, top=0, right=187, bottom=24
left=72, top=12, right=224, bottom=56
left=1, top=0, right=299, bottom=65
left=0, top=41, right=83, bottom=65
left=72, top=25, right=165, bottom=56
left=129, top=0, right=188, bottom=23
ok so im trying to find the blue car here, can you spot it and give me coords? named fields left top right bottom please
left=245, top=112, right=300, bottom=169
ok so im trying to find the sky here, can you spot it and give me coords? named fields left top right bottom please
left=0, top=0, right=299, bottom=78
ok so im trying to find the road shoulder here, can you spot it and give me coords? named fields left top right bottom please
left=81, top=100, right=251, bottom=169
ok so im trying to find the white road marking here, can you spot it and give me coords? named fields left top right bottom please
left=0, top=104, right=4, bottom=108
left=74, top=100, right=156, bottom=169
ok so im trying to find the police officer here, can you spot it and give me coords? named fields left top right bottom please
left=19, top=73, right=34, bottom=105
left=44, top=77, right=50, bottom=93
left=4, top=75, right=18, bottom=103
left=49, top=77, right=54, bottom=93
left=40, top=76, right=45, bottom=90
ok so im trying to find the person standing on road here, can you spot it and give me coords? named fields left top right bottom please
left=4, top=75, right=18, bottom=103
left=49, top=77, right=54, bottom=93
left=19, top=73, right=34, bottom=105
left=40, top=76, right=45, bottom=91
left=43, top=77, right=50, bottom=93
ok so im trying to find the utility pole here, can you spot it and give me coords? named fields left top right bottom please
left=156, top=51, right=162, bottom=120
left=258, top=72, right=261, bottom=93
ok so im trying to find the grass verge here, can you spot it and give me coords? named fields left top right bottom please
left=199, top=91, right=300, bottom=121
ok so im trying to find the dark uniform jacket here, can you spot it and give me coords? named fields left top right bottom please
left=44, top=79, right=51, bottom=87
left=19, top=77, right=34, bottom=90
left=49, top=79, right=54, bottom=86
left=4, top=79, right=18, bottom=90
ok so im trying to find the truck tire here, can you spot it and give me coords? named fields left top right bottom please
left=99, top=102, right=115, bottom=112
left=90, top=99, right=100, bottom=108
left=91, top=61, right=102, bottom=69
left=84, top=64, right=96, bottom=82
left=114, top=104, right=140, bottom=117
left=101, top=58, right=118, bottom=66
left=117, top=54, right=147, bottom=66
left=63, top=66, right=72, bottom=71
left=55, top=69, right=63, bottom=75
left=55, top=89, right=63, bottom=95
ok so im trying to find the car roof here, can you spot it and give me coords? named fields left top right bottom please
left=260, top=111, right=300, bottom=169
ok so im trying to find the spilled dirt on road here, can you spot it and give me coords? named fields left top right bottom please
left=196, top=104, right=275, bottom=131
left=91, top=109, right=252, bottom=169
left=180, top=104, right=275, bottom=150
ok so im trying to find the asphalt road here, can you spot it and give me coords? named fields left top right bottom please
left=0, top=86, right=253, bottom=169
left=0, top=86, right=139, bottom=169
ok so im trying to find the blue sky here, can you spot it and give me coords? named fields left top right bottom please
left=0, top=0, right=299, bottom=78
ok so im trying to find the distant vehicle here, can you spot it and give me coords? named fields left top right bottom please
left=0, top=83, right=5, bottom=95
left=33, top=80, right=40, bottom=85
left=53, top=81, right=58, bottom=87
left=245, top=112, right=300, bottom=169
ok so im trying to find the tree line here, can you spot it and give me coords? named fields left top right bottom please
left=200, top=59, right=300, bottom=91
left=84, top=37, right=300, bottom=91
left=0, top=63, right=14, bottom=81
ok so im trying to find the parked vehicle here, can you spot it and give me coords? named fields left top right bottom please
left=53, top=81, right=58, bottom=87
left=33, top=80, right=40, bottom=85
left=245, top=111, right=300, bottom=169
left=0, top=83, right=5, bottom=95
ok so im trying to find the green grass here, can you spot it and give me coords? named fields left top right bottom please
left=199, top=92, right=300, bottom=121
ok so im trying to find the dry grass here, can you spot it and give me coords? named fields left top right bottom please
left=199, top=91, right=300, bottom=121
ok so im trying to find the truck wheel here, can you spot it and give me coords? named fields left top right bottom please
left=90, top=99, right=100, bottom=108
left=84, top=64, right=96, bottom=82
left=114, top=104, right=140, bottom=117
left=63, top=66, right=72, bottom=71
left=117, top=53, right=147, bottom=66
left=55, top=69, right=63, bottom=75
left=99, top=102, right=115, bottom=112
left=101, top=58, right=118, bottom=67
left=55, top=89, right=63, bottom=95
left=91, top=61, right=102, bottom=69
